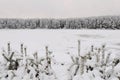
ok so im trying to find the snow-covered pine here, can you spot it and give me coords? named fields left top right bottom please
left=0, top=40, right=120, bottom=80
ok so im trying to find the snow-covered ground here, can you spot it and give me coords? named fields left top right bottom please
left=0, top=30, right=120, bottom=80
left=0, top=29, right=120, bottom=54
left=0, top=30, right=120, bottom=60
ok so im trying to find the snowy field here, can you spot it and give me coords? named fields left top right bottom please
left=0, top=30, right=120, bottom=80
left=1, top=30, right=120, bottom=53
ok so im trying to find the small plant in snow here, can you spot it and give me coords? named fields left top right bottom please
left=0, top=43, right=57, bottom=80
left=71, top=42, right=120, bottom=80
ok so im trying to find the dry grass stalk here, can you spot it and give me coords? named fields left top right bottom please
left=21, top=44, right=23, bottom=55
left=8, top=42, right=10, bottom=55
left=78, top=40, right=80, bottom=57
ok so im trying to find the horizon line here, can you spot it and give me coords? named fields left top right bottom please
left=0, top=15, right=119, bottom=19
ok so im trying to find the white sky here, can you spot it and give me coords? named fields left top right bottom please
left=0, top=0, right=120, bottom=18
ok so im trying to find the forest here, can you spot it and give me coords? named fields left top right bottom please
left=0, top=16, right=120, bottom=29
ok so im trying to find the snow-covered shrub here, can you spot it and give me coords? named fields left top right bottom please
left=68, top=41, right=120, bottom=80
left=0, top=43, right=57, bottom=80
left=0, top=41, right=120, bottom=80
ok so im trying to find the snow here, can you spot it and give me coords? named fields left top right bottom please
left=0, top=30, right=120, bottom=80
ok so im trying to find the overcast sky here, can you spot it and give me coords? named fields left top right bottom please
left=0, top=0, right=120, bottom=18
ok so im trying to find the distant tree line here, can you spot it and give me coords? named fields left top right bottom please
left=0, top=16, right=120, bottom=29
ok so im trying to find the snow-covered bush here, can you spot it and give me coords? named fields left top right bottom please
left=71, top=41, right=120, bottom=80
left=0, top=43, right=57, bottom=80
left=0, top=41, right=120, bottom=80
